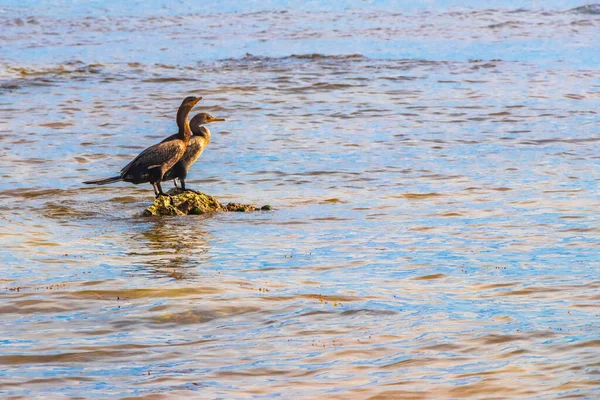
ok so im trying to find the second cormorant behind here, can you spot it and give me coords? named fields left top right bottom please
left=162, top=112, right=225, bottom=191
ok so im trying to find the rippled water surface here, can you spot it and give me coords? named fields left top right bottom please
left=1, top=1, right=599, bottom=399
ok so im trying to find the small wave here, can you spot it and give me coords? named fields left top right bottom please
left=287, top=53, right=366, bottom=60
left=520, top=137, right=600, bottom=145
left=142, top=77, right=195, bottom=83
left=0, top=61, right=189, bottom=88
left=0, top=61, right=109, bottom=89
left=0, top=61, right=190, bottom=81
left=1, top=61, right=104, bottom=78
left=229, top=53, right=367, bottom=63
left=569, top=4, right=600, bottom=14
left=486, top=20, right=524, bottom=29
left=399, top=192, right=442, bottom=200
left=3, top=16, right=41, bottom=27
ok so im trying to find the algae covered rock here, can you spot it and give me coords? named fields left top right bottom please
left=143, top=188, right=270, bottom=217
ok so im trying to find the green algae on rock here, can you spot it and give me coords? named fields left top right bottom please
left=143, top=189, right=269, bottom=216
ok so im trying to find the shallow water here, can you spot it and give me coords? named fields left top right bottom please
left=1, top=1, right=599, bottom=399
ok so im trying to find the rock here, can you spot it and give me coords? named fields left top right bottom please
left=142, top=188, right=271, bottom=217
left=223, top=202, right=260, bottom=212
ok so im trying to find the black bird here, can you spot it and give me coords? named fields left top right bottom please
left=162, top=112, right=225, bottom=191
left=83, top=96, right=202, bottom=197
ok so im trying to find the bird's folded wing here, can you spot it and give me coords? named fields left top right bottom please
left=121, top=140, right=185, bottom=175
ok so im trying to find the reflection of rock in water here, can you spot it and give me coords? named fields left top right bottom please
left=143, top=188, right=272, bottom=216
left=127, top=217, right=213, bottom=277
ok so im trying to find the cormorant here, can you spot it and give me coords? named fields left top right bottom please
left=162, top=112, right=225, bottom=191
left=83, top=96, right=202, bottom=197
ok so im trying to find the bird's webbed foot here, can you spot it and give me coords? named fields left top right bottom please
left=156, top=192, right=175, bottom=204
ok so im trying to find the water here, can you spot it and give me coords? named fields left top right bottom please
left=1, top=1, right=599, bottom=398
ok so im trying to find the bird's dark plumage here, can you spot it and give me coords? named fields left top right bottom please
left=83, top=96, right=202, bottom=197
left=161, top=112, right=225, bottom=191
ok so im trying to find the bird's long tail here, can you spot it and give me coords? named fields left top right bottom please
left=83, top=176, right=122, bottom=185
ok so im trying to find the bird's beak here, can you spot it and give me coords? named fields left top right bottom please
left=192, top=97, right=203, bottom=106
left=212, top=117, right=226, bottom=122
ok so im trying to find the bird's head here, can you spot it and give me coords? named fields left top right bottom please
left=176, top=96, right=203, bottom=129
left=190, top=113, right=226, bottom=127
left=180, top=96, right=203, bottom=110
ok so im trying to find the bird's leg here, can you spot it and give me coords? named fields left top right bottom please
left=173, top=179, right=179, bottom=190
left=154, top=181, right=174, bottom=204
left=156, top=181, right=167, bottom=197
left=151, top=182, right=159, bottom=197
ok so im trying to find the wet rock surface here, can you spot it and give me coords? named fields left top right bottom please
left=143, top=188, right=270, bottom=216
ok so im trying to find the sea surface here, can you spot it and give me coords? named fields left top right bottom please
left=1, top=1, right=599, bottom=399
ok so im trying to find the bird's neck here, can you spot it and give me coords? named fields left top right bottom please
left=177, top=108, right=192, bottom=143
left=193, top=126, right=211, bottom=144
